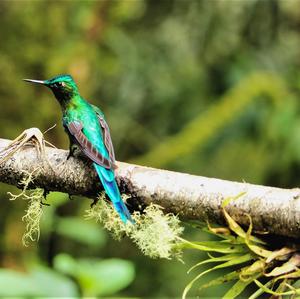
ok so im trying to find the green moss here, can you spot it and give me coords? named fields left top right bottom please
left=21, top=189, right=44, bottom=246
left=85, top=195, right=184, bottom=259
left=7, top=168, right=44, bottom=246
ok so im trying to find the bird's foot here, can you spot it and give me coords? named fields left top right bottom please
left=43, top=188, right=49, bottom=199
left=40, top=199, right=50, bottom=206
left=90, top=197, right=99, bottom=208
left=0, top=127, right=56, bottom=172
left=39, top=188, right=50, bottom=206
left=66, top=148, right=75, bottom=160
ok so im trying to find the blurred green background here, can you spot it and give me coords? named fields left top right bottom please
left=0, top=0, right=300, bottom=297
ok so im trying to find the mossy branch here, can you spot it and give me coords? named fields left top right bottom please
left=0, top=138, right=299, bottom=239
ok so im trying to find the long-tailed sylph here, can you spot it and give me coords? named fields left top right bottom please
left=24, top=75, right=133, bottom=223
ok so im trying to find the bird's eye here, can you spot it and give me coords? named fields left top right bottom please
left=56, top=82, right=65, bottom=88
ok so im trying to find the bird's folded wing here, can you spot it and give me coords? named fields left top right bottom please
left=67, top=121, right=116, bottom=170
left=97, top=116, right=116, bottom=164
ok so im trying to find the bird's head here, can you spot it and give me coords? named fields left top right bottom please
left=23, top=74, right=79, bottom=103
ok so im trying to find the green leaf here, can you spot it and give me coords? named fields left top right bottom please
left=188, top=253, right=252, bottom=273
left=53, top=253, right=77, bottom=275
left=223, top=209, right=265, bottom=245
left=274, top=268, right=300, bottom=282
left=180, top=239, right=246, bottom=254
left=28, top=265, right=79, bottom=297
left=222, top=274, right=259, bottom=299
left=291, top=277, right=300, bottom=288
left=254, top=279, right=300, bottom=296
left=198, top=270, right=240, bottom=291
left=221, top=192, right=247, bottom=208
left=265, top=247, right=296, bottom=263
left=206, top=222, right=231, bottom=236
left=265, top=254, right=300, bottom=277
left=183, top=254, right=253, bottom=299
left=0, top=270, right=40, bottom=296
left=246, top=243, right=272, bottom=258
left=0, top=267, right=78, bottom=297
left=239, top=260, right=265, bottom=281
left=202, top=226, right=237, bottom=241
left=56, top=216, right=106, bottom=247
left=275, top=279, right=289, bottom=295
left=244, top=215, right=272, bottom=257
left=78, top=258, right=135, bottom=296
left=54, top=254, right=135, bottom=296
left=248, top=280, right=273, bottom=299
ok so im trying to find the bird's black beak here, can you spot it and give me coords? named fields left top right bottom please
left=23, top=79, right=46, bottom=85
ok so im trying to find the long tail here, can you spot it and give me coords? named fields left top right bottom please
left=93, top=163, right=133, bottom=224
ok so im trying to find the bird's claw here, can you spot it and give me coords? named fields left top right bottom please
left=43, top=189, right=49, bottom=199
left=40, top=200, right=50, bottom=206
left=90, top=197, right=99, bottom=208
left=40, top=188, right=50, bottom=206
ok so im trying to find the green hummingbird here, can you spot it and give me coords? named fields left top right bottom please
left=24, top=74, right=133, bottom=223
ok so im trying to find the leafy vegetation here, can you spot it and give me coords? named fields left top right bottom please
left=0, top=0, right=300, bottom=297
left=181, top=196, right=300, bottom=298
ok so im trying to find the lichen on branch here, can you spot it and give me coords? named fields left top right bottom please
left=85, top=194, right=184, bottom=259
left=7, top=168, right=44, bottom=246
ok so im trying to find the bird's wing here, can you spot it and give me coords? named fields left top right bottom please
left=97, top=116, right=116, bottom=164
left=91, top=105, right=116, bottom=165
left=67, top=121, right=116, bottom=169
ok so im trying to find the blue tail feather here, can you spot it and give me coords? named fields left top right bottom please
left=93, top=163, right=133, bottom=224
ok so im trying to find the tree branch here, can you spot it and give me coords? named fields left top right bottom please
left=0, top=138, right=299, bottom=239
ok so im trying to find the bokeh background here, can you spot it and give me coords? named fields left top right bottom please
left=0, top=0, right=300, bottom=297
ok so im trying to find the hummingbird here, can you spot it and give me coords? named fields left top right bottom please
left=23, top=74, right=133, bottom=224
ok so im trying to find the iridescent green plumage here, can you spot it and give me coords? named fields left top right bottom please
left=24, top=75, right=133, bottom=223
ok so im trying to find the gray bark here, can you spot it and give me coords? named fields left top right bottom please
left=0, top=138, right=299, bottom=239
